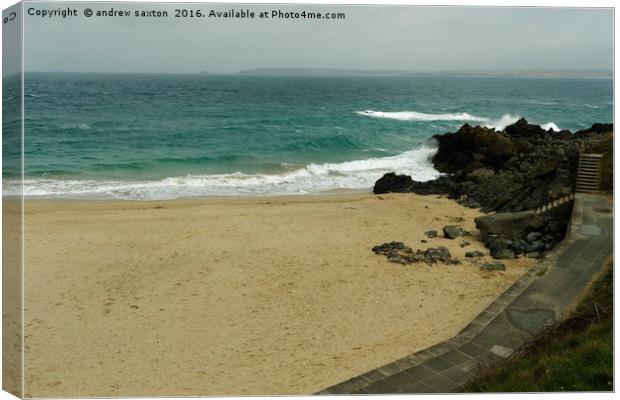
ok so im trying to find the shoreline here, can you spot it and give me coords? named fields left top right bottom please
left=17, top=187, right=373, bottom=204
left=23, top=192, right=534, bottom=396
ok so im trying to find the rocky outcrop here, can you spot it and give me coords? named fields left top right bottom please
left=373, top=173, right=414, bottom=194
left=574, top=123, right=614, bottom=137
left=474, top=201, right=573, bottom=259
left=373, top=118, right=612, bottom=213
left=432, top=124, right=515, bottom=173
left=372, top=241, right=459, bottom=265
left=372, top=118, right=611, bottom=259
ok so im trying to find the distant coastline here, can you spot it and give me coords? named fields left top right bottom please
left=17, top=69, right=612, bottom=79
left=238, top=67, right=612, bottom=79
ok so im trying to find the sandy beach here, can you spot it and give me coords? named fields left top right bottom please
left=22, top=193, right=534, bottom=397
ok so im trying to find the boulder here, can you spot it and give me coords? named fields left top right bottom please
left=509, top=239, right=530, bottom=255
left=487, top=237, right=513, bottom=254
left=443, top=225, right=464, bottom=239
left=424, top=230, right=438, bottom=238
left=526, top=232, right=543, bottom=243
left=373, top=173, right=413, bottom=194
left=422, top=247, right=458, bottom=264
left=465, top=250, right=484, bottom=258
left=432, top=124, right=515, bottom=173
left=481, top=261, right=506, bottom=271
left=504, top=118, right=546, bottom=138
left=493, top=248, right=515, bottom=260
left=525, top=240, right=545, bottom=253
left=475, top=211, right=543, bottom=242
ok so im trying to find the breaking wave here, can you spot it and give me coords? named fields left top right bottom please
left=356, top=110, right=488, bottom=122
left=357, top=109, right=560, bottom=131
left=11, top=142, right=442, bottom=200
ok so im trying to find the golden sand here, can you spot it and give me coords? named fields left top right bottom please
left=22, top=193, right=533, bottom=397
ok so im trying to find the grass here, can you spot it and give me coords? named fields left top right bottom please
left=464, top=261, right=613, bottom=392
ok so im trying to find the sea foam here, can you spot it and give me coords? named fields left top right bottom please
left=356, top=110, right=488, bottom=122
left=13, top=142, right=441, bottom=200
left=357, top=109, right=561, bottom=132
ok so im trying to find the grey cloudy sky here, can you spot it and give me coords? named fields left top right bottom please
left=19, top=2, right=614, bottom=74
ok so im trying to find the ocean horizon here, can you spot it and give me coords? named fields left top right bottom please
left=3, top=73, right=613, bottom=200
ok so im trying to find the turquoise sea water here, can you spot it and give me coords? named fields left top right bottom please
left=3, top=73, right=613, bottom=199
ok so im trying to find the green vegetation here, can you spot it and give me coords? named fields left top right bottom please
left=465, top=262, right=613, bottom=392
left=599, top=133, right=613, bottom=192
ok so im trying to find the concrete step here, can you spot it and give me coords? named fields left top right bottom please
left=577, top=154, right=602, bottom=194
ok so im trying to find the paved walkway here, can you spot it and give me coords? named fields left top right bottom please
left=318, top=193, right=613, bottom=394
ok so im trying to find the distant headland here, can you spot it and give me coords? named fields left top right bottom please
left=237, top=68, right=612, bottom=79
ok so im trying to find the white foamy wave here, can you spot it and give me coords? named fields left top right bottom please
left=11, top=143, right=442, bottom=200
left=356, top=110, right=488, bottom=122
left=358, top=110, right=561, bottom=133
left=541, top=122, right=561, bottom=132
left=483, top=114, right=521, bottom=130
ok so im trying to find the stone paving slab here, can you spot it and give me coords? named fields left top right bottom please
left=317, top=193, right=612, bottom=395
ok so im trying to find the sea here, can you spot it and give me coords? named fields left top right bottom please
left=2, top=73, right=613, bottom=200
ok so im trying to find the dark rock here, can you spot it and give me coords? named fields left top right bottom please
left=487, top=237, right=512, bottom=254
left=526, top=232, right=543, bottom=243
left=525, top=240, right=545, bottom=253
left=432, top=124, right=515, bottom=173
left=475, top=212, right=543, bottom=242
left=443, top=225, right=464, bottom=239
left=372, top=241, right=411, bottom=256
left=518, top=162, right=530, bottom=172
left=481, top=261, right=506, bottom=271
left=468, top=168, right=495, bottom=183
left=424, top=230, right=438, bottom=238
left=509, top=239, right=529, bottom=255
left=375, top=118, right=604, bottom=214
left=465, top=250, right=484, bottom=258
left=542, top=234, right=555, bottom=243
left=371, top=118, right=610, bottom=259
left=373, top=172, right=414, bottom=194
left=372, top=242, right=459, bottom=265
left=574, top=123, right=613, bottom=137
left=422, top=246, right=459, bottom=264
left=547, top=219, right=567, bottom=233
left=387, top=254, right=413, bottom=265
left=460, top=241, right=471, bottom=248
left=421, top=239, right=427, bottom=243
left=407, top=176, right=459, bottom=196
left=504, top=118, right=546, bottom=138
left=493, top=248, right=515, bottom=260
left=526, top=251, right=542, bottom=259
